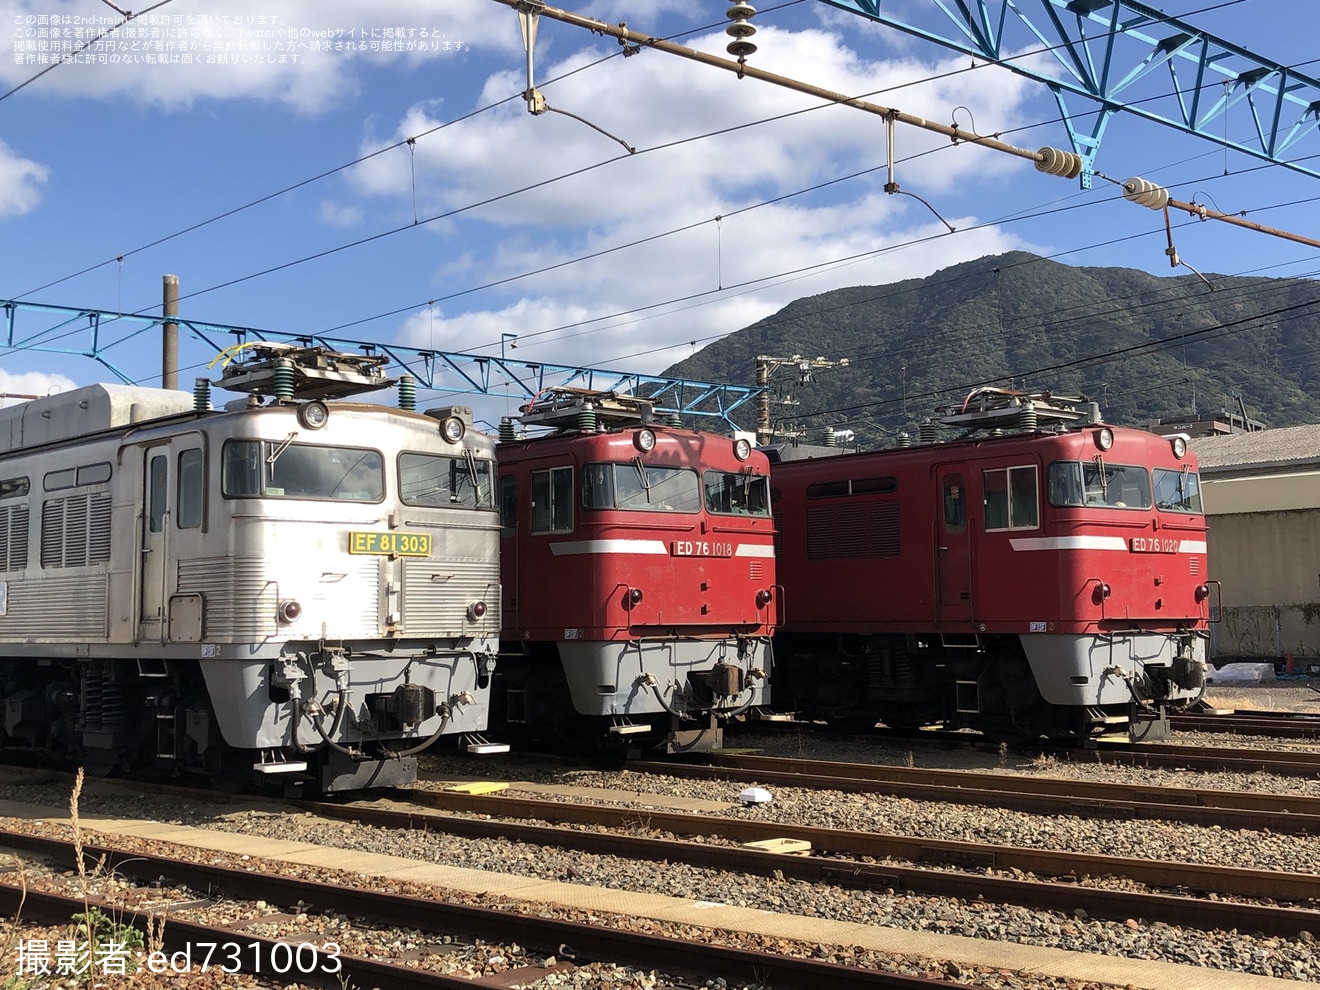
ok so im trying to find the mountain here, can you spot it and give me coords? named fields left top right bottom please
left=662, top=251, right=1320, bottom=446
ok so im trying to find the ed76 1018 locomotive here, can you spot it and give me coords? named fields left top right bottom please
left=769, top=390, right=1210, bottom=741
left=494, top=389, right=775, bottom=751
left=0, top=345, right=503, bottom=791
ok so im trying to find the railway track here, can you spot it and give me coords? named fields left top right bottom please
left=0, top=827, right=953, bottom=990
left=1171, top=710, right=1320, bottom=740
left=627, top=753, right=1320, bottom=833
left=318, top=787, right=1320, bottom=938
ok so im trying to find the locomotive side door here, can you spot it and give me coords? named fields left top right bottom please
left=139, top=444, right=171, bottom=639
left=935, top=466, right=972, bottom=621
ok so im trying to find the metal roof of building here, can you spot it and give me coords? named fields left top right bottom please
left=1189, top=423, right=1320, bottom=472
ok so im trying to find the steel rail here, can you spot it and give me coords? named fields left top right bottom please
left=0, top=829, right=957, bottom=990
left=1086, top=741, right=1320, bottom=775
left=1172, top=712, right=1320, bottom=740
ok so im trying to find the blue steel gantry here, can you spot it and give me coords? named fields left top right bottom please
left=0, top=299, right=762, bottom=430
left=818, top=0, right=1320, bottom=186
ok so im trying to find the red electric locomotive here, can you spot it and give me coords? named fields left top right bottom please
left=494, top=388, right=776, bottom=751
left=769, top=389, right=1210, bottom=742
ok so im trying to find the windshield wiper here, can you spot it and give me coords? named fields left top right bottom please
left=267, top=432, right=298, bottom=466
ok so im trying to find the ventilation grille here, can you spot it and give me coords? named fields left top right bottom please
left=402, top=557, right=501, bottom=634
left=806, top=501, right=901, bottom=559
left=1189, top=557, right=1200, bottom=576
left=40, top=492, right=111, bottom=568
left=0, top=574, right=107, bottom=637
left=748, top=559, right=763, bottom=582
left=0, top=505, right=29, bottom=571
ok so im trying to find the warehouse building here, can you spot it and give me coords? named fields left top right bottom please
left=1190, top=424, right=1320, bottom=662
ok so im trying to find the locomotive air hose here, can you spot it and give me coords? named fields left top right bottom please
left=381, top=704, right=451, bottom=759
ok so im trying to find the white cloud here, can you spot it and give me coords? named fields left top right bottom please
left=318, top=200, right=363, bottom=227
left=0, top=138, right=48, bottom=218
left=0, top=0, right=525, bottom=112
left=361, top=20, right=1041, bottom=375
left=0, top=368, right=77, bottom=401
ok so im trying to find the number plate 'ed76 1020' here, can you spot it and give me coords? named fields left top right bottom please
left=1129, top=537, right=1179, bottom=553
left=349, top=531, right=433, bottom=556
left=671, top=540, right=735, bottom=557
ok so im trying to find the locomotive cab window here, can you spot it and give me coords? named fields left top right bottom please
left=983, top=465, right=1039, bottom=531
left=703, top=471, right=771, bottom=516
left=398, top=452, right=493, bottom=509
left=1153, top=467, right=1202, bottom=513
left=530, top=466, right=573, bottom=534
left=221, top=440, right=384, bottom=502
left=942, top=475, right=966, bottom=534
left=1047, top=461, right=1152, bottom=510
left=581, top=462, right=702, bottom=513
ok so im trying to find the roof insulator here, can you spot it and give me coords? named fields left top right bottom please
left=1123, top=176, right=1170, bottom=210
left=1035, top=147, right=1083, bottom=179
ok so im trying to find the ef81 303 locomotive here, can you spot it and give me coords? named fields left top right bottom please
left=770, top=389, right=1210, bottom=742
left=494, top=388, right=775, bottom=752
left=0, top=344, right=504, bottom=791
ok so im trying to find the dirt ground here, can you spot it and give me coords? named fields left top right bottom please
left=1204, top=677, right=1320, bottom=713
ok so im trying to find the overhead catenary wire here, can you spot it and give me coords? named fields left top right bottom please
left=7, top=2, right=1309, bottom=390
left=490, top=0, right=1320, bottom=254
left=0, top=0, right=177, bottom=105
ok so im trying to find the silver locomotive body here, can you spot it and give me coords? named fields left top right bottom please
left=0, top=374, right=501, bottom=791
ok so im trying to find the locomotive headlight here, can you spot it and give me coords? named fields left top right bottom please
left=1091, top=583, right=1111, bottom=605
left=733, top=437, right=752, bottom=461
left=634, top=429, right=656, bottom=452
left=297, top=400, right=329, bottom=430
left=1095, top=427, right=1114, bottom=451
left=278, top=600, right=302, bottom=624
left=1195, top=584, right=1209, bottom=603
left=441, top=416, right=466, bottom=443
left=755, top=589, right=773, bottom=608
left=467, top=601, right=488, bottom=621
left=1171, top=435, right=1188, bottom=459
left=626, top=588, right=644, bottom=607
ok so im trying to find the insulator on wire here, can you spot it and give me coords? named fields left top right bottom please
left=725, top=1, right=757, bottom=59
left=1123, top=176, right=1170, bottom=210
left=1035, top=147, right=1083, bottom=179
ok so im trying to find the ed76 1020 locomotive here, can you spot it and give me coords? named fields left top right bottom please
left=769, top=390, right=1210, bottom=741
left=494, top=389, right=775, bottom=751
left=0, top=344, right=503, bottom=791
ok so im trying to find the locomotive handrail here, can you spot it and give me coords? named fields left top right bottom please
left=1205, top=579, right=1223, bottom=625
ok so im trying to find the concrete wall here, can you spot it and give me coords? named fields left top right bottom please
left=1205, top=508, right=1320, bottom=659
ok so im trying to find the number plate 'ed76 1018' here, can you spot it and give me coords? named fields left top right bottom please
left=349, top=531, right=433, bottom=556
left=671, top=540, right=735, bottom=557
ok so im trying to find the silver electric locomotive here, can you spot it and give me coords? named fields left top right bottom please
left=0, top=344, right=504, bottom=791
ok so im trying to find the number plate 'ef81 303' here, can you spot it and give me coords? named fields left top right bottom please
left=1129, top=537, right=1178, bottom=553
left=349, top=531, right=433, bottom=556
left=671, top=540, right=734, bottom=557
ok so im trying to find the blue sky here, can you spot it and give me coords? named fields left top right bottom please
left=2, top=0, right=1318, bottom=429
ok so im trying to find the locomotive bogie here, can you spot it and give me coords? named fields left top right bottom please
left=0, top=374, right=503, bottom=790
